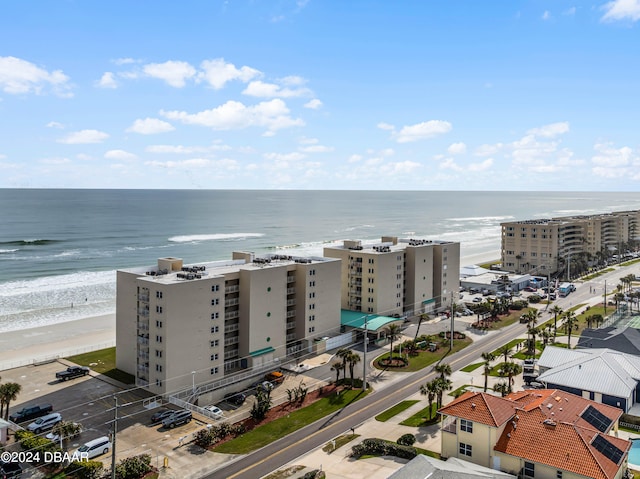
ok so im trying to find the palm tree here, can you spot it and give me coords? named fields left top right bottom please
left=494, top=381, right=509, bottom=397
left=386, top=324, right=402, bottom=360
left=330, top=361, right=342, bottom=383
left=420, top=380, right=438, bottom=419
left=434, top=362, right=452, bottom=380
left=481, top=352, right=495, bottom=392
left=433, top=376, right=453, bottom=408
left=550, top=305, right=563, bottom=338
left=497, top=344, right=513, bottom=364
left=501, top=362, right=522, bottom=393
left=414, top=313, right=430, bottom=344
left=0, top=382, right=22, bottom=420
left=336, top=348, right=351, bottom=379
left=527, top=327, right=540, bottom=357
left=563, top=311, right=579, bottom=349
left=50, top=421, right=82, bottom=447
left=346, top=351, right=361, bottom=386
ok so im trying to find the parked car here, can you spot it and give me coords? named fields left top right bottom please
left=472, top=297, right=483, bottom=303
left=56, top=366, right=90, bottom=381
left=529, top=381, right=545, bottom=389
left=203, top=405, right=224, bottom=419
left=150, top=408, right=175, bottom=425
left=265, top=371, right=284, bottom=384
left=162, top=410, right=192, bottom=428
left=9, top=404, right=53, bottom=423
left=27, top=413, right=62, bottom=434
left=224, top=392, right=247, bottom=406
left=0, top=460, right=22, bottom=479
left=257, top=381, right=274, bottom=392
left=549, top=293, right=556, bottom=300
left=524, top=286, right=537, bottom=293
left=76, top=436, right=111, bottom=459
left=45, top=422, right=82, bottom=443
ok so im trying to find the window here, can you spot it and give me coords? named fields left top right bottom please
left=309, top=304, right=315, bottom=310
left=309, top=292, right=315, bottom=298
left=308, top=326, right=315, bottom=333
left=211, top=353, right=219, bottom=361
left=210, top=339, right=219, bottom=347
left=155, top=379, right=162, bottom=387
left=211, top=284, right=219, bottom=292
left=155, top=364, right=162, bottom=372
left=524, top=462, right=535, bottom=477
left=211, top=312, right=219, bottom=319
left=211, top=326, right=219, bottom=333
left=156, top=291, right=163, bottom=299
left=459, top=443, right=472, bottom=457
left=368, top=297, right=373, bottom=303
left=369, top=268, right=375, bottom=274
left=210, top=367, right=219, bottom=375
left=155, top=349, right=162, bottom=358
left=156, top=305, right=163, bottom=313
left=156, top=335, right=162, bottom=343
left=156, top=320, right=162, bottom=328
left=368, top=258, right=374, bottom=264
left=309, top=314, right=315, bottom=321
left=309, top=280, right=315, bottom=287
left=309, top=269, right=316, bottom=276
left=556, top=471, right=562, bottom=479
left=211, top=298, right=219, bottom=305
left=460, top=419, right=473, bottom=433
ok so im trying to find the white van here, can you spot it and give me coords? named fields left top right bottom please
left=77, top=436, right=112, bottom=459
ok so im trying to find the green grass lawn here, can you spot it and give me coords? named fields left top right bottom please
left=375, top=400, right=419, bottom=422
left=478, top=260, right=500, bottom=269
left=400, top=403, right=439, bottom=427
left=66, top=347, right=135, bottom=384
left=322, top=433, right=359, bottom=453
left=581, top=268, right=615, bottom=281
left=213, top=388, right=369, bottom=454
left=374, top=337, right=472, bottom=372
left=461, top=362, right=484, bottom=372
left=448, top=384, right=474, bottom=397
left=489, top=338, right=525, bottom=358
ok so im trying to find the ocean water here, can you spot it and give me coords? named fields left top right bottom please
left=2, top=189, right=640, bottom=333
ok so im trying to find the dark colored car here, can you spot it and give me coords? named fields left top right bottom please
left=224, top=392, right=246, bottom=406
left=56, top=366, right=90, bottom=381
left=150, top=408, right=174, bottom=424
left=9, top=404, right=53, bottom=423
left=0, top=460, right=22, bottom=478
left=162, top=410, right=192, bottom=428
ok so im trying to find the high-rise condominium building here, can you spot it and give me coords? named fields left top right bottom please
left=323, top=236, right=460, bottom=317
left=116, top=254, right=341, bottom=395
left=501, top=210, right=640, bottom=275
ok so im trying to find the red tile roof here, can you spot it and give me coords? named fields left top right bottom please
left=440, top=389, right=630, bottom=479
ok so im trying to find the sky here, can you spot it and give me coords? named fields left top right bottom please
left=1, top=0, right=639, bottom=191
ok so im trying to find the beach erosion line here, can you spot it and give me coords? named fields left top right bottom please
left=0, top=251, right=500, bottom=372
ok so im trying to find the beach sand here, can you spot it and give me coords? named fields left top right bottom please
left=0, top=252, right=499, bottom=372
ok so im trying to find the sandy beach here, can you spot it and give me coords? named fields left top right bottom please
left=0, top=251, right=499, bottom=372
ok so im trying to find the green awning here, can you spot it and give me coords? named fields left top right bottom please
left=250, top=346, right=275, bottom=357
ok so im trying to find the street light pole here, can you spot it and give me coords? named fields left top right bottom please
left=362, top=315, right=368, bottom=392
left=191, top=371, right=196, bottom=395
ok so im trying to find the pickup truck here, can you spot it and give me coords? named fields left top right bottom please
left=56, top=366, right=90, bottom=381
left=9, top=403, right=53, bottom=423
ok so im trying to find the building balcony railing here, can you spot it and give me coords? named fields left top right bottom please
left=287, top=275, right=296, bottom=283
left=286, top=321, right=296, bottom=330
left=225, top=298, right=239, bottom=307
left=286, top=299, right=296, bottom=306
left=224, top=349, right=239, bottom=360
left=137, top=321, right=149, bottom=331
left=137, top=365, right=149, bottom=374
left=442, top=416, right=457, bottom=434
left=349, top=271, right=362, bottom=277
left=224, top=323, right=239, bottom=333
left=137, top=352, right=149, bottom=361
left=137, top=308, right=149, bottom=317
left=225, top=310, right=239, bottom=320
left=137, top=378, right=149, bottom=386
left=137, top=337, right=149, bottom=346
left=225, top=336, right=239, bottom=346
left=138, top=294, right=149, bottom=302
left=286, top=333, right=296, bottom=341
left=286, top=310, right=296, bottom=318
left=225, top=284, right=239, bottom=294
left=287, top=287, right=296, bottom=294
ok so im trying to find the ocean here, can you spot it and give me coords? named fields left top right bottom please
left=2, top=189, right=640, bottom=333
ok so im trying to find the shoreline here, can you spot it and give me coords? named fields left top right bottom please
left=0, top=252, right=500, bottom=372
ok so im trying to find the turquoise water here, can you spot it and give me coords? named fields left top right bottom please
left=630, top=439, right=640, bottom=465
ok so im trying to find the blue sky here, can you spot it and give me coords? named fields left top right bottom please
left=1, top=0, right=639, bottom=190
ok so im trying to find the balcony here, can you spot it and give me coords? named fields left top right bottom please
left=286, top=333, right=296, bottom=341
left=286, top=299, right=296, bottom=306
left=225, top=285, right=239, bottom=294
left=349, top=271, right=362, bottom=277
left=138, top=294, right=149, bottom=302
left=225, top=310, right=239, bottom=320
left=287, top=287, right=296, bottom=294
left=287, top=275, right=296, bottom=283
left=137, top=321, right=149, bottom=331
left=286, top=310, right=296, bottom=318
left=225, top=298, right=239, bottom=307
left=137, top=308, right=149, bottom=318
left=286, top=321, right=296, bottom=330
left=225, top=336, right=239, bottom=346
left=442, top=416, right=457, bottom=434
left=224, top=323, right=239, bottom=333
left=224, top=349, right=239, bottom=360
left=137, top=365, right=149, bottom=374
left=137, top=352, right=149, bottom=361
left=137, top=337, right=149, bottom=346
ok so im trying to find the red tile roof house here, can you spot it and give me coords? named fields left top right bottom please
left=438, top=389, right=632, bottom=479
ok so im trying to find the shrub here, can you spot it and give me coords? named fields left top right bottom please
left=115, top=454, right=152, bottom=479
left=302, top=470, right=326, bottom=479
left=194, top=428, right=217, bottom=448
left=397, top=433, right=416, bottom=446
left=15, top=430, right=58, bottom=458
left=65, top=460, right=104, bottom=479
left=351, top=438, right=417, bottom=460
left=528, top=294, right=542, bottom=303
left=230, top=423, right=246, bottom=437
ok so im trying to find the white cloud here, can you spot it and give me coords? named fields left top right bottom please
left=304, top=99, right=323, bottom=109
left=526, top=121, right=570, bottom=138
left=475, top=143, right=504, bottom=156
left=394, top=120, right=452, bottom=143
left=542, top=10, right=551, bottom=20
left=145, top=158, right=214, bottom=169
left=469, top=158, right=494, bottom=172
left=198, top=58, right=261, bottom=89
left=447, top=142, right=467, bottom=155
left=440, top=158, right=463, bottom=172
left=591, top=142, right=634, bottom=167
left=564, top=6, right=576, bottom=15
left=145, top=143, right=231, bottom=154
left=40, top=157, right=71, bottom=165
left=96, top=72, right=118, bottom=89
left=299, top=145, right=334, bottom=153
left=0, top=56, right=72, bottom=96
left=104, top=149, right=137, bottom=160
left=76, top=153, right=93, bottom=161
left=161, top=99, right=304, bottom=133
left=299, top=137, right=319, bottom=145
left=143, top=61, right=196, bottom=88
left=280, top=75, right=306, bottom=86
left=57, top=129, right=109, bottom=144
left=113, top=58, right=138, bottom=65
left=377, top=122, right=395, bottom=131
left=242, top=80, right=311, bottom=98
left=348, top=154, right=363, bottom=163
left=126, top=117, right=175, bottom=135
left=264, top=152, right=306, bottom=161
left=602, top=0, right=640, bottom=22
left=380, top=161, right=421, bottom=175
left=46, top=121, right=64, bottom=129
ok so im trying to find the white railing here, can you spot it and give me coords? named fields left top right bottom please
left=0, top=340, right=115, bottom=372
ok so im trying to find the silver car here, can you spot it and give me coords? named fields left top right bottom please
left=27, top=413, right=62, bottom=433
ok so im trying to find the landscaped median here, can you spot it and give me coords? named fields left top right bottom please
left=66, top=347, right=135, bottom=384
left=373, top=334, right=472, bottom=372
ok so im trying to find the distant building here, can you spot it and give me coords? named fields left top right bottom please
left=537, top=346, right=640, bottom=413
left=501, top=210, right=640, bottom=275
left=389, top=454, right=515, bottom=479
left=324, top=236, right=460, bottom=317
left=116, top=254, right=341, bottom=395
left=438, top=389, right=631, bottom=479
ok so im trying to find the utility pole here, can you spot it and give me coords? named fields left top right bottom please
left=450, top=292, right=454, bottom=350
left=604, top=280, right=607, bottom=316
left=111, top=396, right=118, bottom=479
left=362, top=315, right=368, bottom=392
